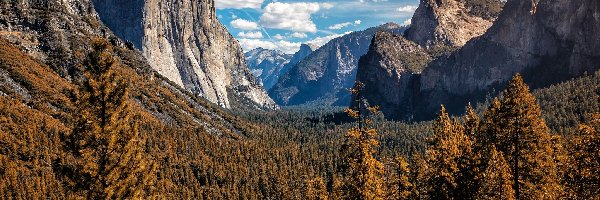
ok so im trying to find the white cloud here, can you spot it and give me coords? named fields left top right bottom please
left=238, top=39, right=301, bottom=54
left=397, top=5, right=418, bottom=13
left=328, top=22, right=352, bottom=30
left=328, top=20, right=362, bottom=30
left=259, top=2, right=325, bottom=33
left=402, top=18, right=412, bottom=26
left=307, top=33, right=346, bottom=48
left=231, top=19, right=259, bottom=30
left=216, top=0, right=264, bottom=9
left=291, top=32, right=308, bottom=38
left=238, top=31, right=263, bottom=39
left=273, top=34, right=285, bottom=40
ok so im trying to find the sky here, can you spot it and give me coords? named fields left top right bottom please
left=216, top=0, right=419, bottom=54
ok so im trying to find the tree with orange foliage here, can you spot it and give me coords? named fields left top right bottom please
left=479, top=74, right=562, bottom=199
left=337, top=81, right=385, bottom=200
left=565, top=113, right=600, bottom=199
left=62, top=39, right=155, bottom=199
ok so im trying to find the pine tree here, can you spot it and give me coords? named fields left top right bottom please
left=423, top=106, right=473, bottom=199
left=479, top=74, right=562, bottom=199
left=63, top=39, right=155, bottom=199
left=338, top=82, right=385, bottom=200
left=475, top=145, right=516, bottom=200
left=566, top=113, right=600, bottom=199
left=394, top=156, right=416, bottom=200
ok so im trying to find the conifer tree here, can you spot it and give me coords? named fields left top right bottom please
left=394, top=156, right=416, bottom=200
left=475, top=145, right=515, bottom=200
left=423, top=106, right=473, bottom=199
left=63, top=39, right=155, bottom=199
left=338, top=82, right=385, bottom=200
left=479, top=74, right=562, bottom=199
left=566, top=113, right=600, bottom=199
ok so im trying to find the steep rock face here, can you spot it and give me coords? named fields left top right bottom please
left=354, top=32, right=431, bottom=120
left=354, top=0, right=504, bottom=120
left=269, top=23, right=406, bottom=106
left=420, top=0, right=600, bottom=116
left=92, top=0, right=276, bottom=109
left=245, top=48, right=292, bottom=90
left=405, top=0, right=504, bottom=47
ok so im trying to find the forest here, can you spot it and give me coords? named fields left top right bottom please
left=0, top=39, right=599, bottom=199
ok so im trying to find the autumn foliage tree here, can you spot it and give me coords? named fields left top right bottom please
left=475, top=145, right=515, bottom=200
left=479, top=74, right=562, bottom=199
left=565, top=113, right=600, bottom=199
left=61, top=39, right=155, bottom=199
left=338, top=82, right=385, bottom=200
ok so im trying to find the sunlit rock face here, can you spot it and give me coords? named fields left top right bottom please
left=93, top=0, right=276, bottom=109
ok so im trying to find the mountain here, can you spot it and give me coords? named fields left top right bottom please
left=419, top=0, right=600, bottom=117
left=245, top=48, right=292, bottom=90
left=0, top=0, right=247, bottom=136
left=269, top=23, right=406, bottom=106
left=354, top=0, right=505, bottom=120
left=92, top=0, right=276, bottom=110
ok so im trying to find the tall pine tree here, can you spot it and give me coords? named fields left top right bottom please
left=423, top=106, right=473, bottom=199
left=63, top=39, right=155, bottom=199
left=479, top=74, right=562, bottom=199
left=475, top=145, right=515, bottom=200
left=565, top=113, right=600, bottom=199
left=338, top=82, right=385, bottom=200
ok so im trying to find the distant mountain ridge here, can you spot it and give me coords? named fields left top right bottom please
left=245, top=48, right=291, bottom=90
left=269, top=23, right=407, bottom=107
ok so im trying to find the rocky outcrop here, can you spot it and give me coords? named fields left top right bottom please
left=419, top=0, right=600, bottom=116
left=354, top=0, right=504, bottom=120
left=92, top=0, right=276, bottom=109
left=245, top=48, right=292, bottom=90
left=405, top=0, right=505, bottom=48
left=269, top=23, right=406, bottom=106
left=354, top=32, right=431, bottom=120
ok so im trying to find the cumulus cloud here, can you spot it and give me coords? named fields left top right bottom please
left=259, top=2, right=330, bottom=33
left=238, top=31, right=263, bottom=39
left=291, top=32, right=308, bottom=38
left=216, top=0, right=264, bottom=9
left=273, top=34, right=285, bottom=40
left=397, top=5, right=418, bottom=13
left=231, top=19, right=259, bottom=30
left=238, top=39, right=301, bottom=54
left=328, top=20, right=362, bottom=30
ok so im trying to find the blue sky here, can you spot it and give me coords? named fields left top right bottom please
left=216, top=0, right=419, bottom=54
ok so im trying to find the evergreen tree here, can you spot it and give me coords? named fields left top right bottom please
left=475, top=145, right=515, bottom=200
left=63, top=39, right=155, bottom=199
left=423, top=106, right=473, bottom=199
left=394, top=156, right=416, bottom=200
left=565, top=113, right=600, bottom=199
left=479, top=74, right=562, bottom=199
left=338, top=82, right=385, bottom=200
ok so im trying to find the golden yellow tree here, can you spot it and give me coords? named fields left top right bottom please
left=304, top=176, right=329, bottom=200
left=479, top=74, right=562, bottom=199
left=475, top=145, right=515, bottom=200
left=63, top=39, right=155, bottom=199
left=393, top=156, right=417, bottom=200
left=565, top=113, right=600, bottom=199
left=423, top=105, right=473, bottom=199
left=338, top=82, right=385, bottom=200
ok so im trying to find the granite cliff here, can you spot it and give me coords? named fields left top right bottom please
left=92, top=0, right=276, bottom=109
left=354, top=0, right=504, bottom=120
left=420, top=0, right=600, bottom=116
